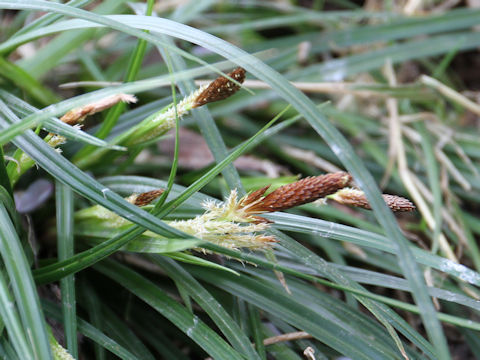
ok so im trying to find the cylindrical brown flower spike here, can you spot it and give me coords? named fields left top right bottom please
left=193, top=67, right=246, bottom=108
left=247, top=172, right=352, bottom=213
left=330, top=188, right=415, bottom=212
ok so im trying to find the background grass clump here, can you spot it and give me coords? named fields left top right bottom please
left=1, top=1, right=480, bottom=359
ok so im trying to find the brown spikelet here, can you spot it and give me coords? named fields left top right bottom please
left=330, top=189, right=415, bottom=212
left=248, top=172, right=352, bottom=213
left=193, top=67, right=246, bottom=108
left=134, top=189, right=165, bottom=206
left=60, top=94, right=137, bottom=125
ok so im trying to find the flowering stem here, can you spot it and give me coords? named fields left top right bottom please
left=74, top=68, right=246, bottom=169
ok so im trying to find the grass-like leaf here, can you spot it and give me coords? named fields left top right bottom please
left=1, top=2, right=478, bottom=358
left=55, top=182, right=78, bottom=358
left=0, top=269, right=32, bottom=359
left=42, top=299, right=140, bottom=360
left=0, top=203, right=52, bottom=359
left=95, top=259, right=248, bottom=360
left=151, top=255, right=262, bottom=359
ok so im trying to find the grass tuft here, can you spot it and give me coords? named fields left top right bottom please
left=0, top=1, right=479, bottom=359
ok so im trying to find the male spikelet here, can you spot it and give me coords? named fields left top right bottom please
left=243, top=172, right=353, bottom=214
left=77, top=172, right=414, bottom=251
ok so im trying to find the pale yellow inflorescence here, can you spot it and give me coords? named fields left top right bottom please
left=202, top=189, right=262, bottom=223
left=78, top=189, right=275, bottom=250
left=170, top=190, right=274, bottom=250
left=171, top=217, right=271, bottom=250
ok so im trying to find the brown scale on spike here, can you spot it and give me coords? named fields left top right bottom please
left=134, top=189, right=165, bottom=206
left=193, top=67, right=246, bottom=108
left=242, top=185, right=271, bottom=206
left=247, top=172, right=352, bottom=213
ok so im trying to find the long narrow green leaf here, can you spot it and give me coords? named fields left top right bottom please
left=302, top=31, right=480, bottom=81
left=151, top=256, right=262, bottom=360
left=189, top=264, right=404, bottom=360
left=268, top=212, right=480, bottom=287
left=163, top=252, right=239, bottom=275
left=0, top=338, right=21, bottom=360
left=42, top=300, right=140, bottom=360
left=0, top=269, right=32, bottom=359
left=0, top=203, right=52, bottom=359
left=78, top=230, right=201, bottom=253
left=99, top=306, right=155, bottom=360
left=324, top=264, right=480, bottom=312
left=151, top=36, right=182, bottom=211
left=11, top=0, right=91, bottom=39
left=0, top=57, right=58, bottom=105
left=95, top=260, right=247, bottom=360
left=238, top=8, right=480, bottom=52
left=14, top=0, right=132, bottom=77
left=236, top=265, right=426, bottom=359
left=247, top=304, right=267, bottom=360
left=80, top=281, right=106, bottom=360
left=55, top=181, right=78, bottom=358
